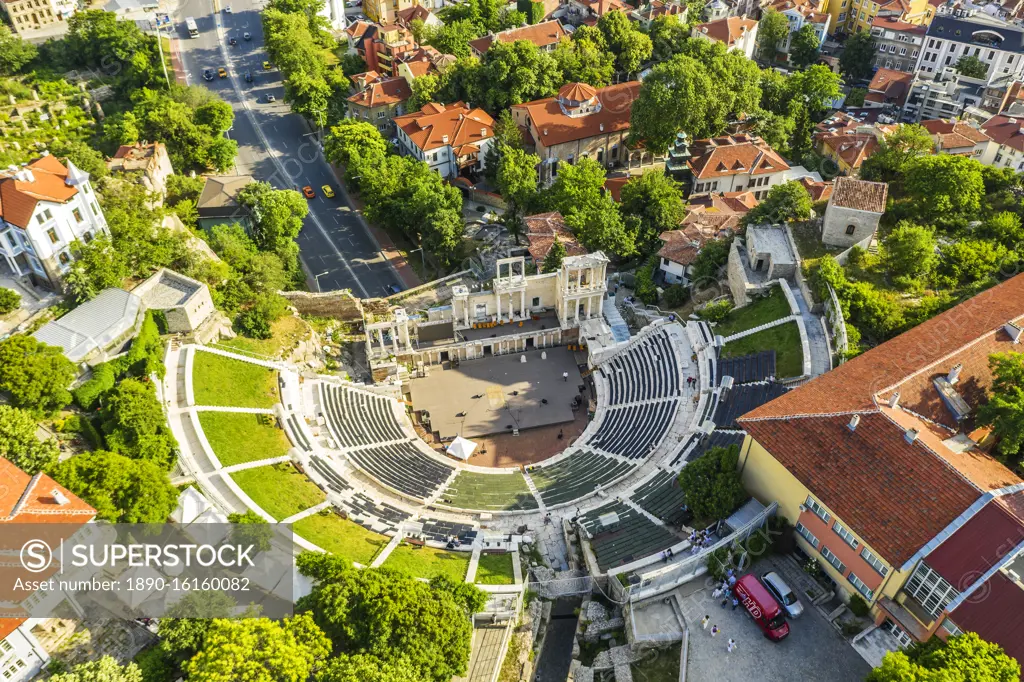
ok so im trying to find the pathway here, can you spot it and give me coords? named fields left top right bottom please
left=790, top=284, right=832, bottom=377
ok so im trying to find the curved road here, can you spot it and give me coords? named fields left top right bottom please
left=169, top=0, right=401, bottom=296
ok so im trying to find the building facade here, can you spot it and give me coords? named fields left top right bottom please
left=346, top=74, right=412, bottom=134
left=394, top=102, right=496, bottom=179
left=0, top=0, right=75, bottom=37
left=871, top=16, right=926, bottom=72
left=820, top=176, right=888, bottom=247
left=691, top=16, right=759, bottom=60
left=771, top=0, right=830, bottom=57
left=0, top=154, right=108, bottom=290
left=916, top=8, right=1024, bottom=85
left=686, top=134, right=791, bottom=199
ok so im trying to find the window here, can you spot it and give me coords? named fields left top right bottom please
left=820, top=546, right=847, bottom=574
left=796, top=522, right=819, bottom=548
left=878, top=42, right=887, bottom=52
left=532, top=296, right=540, bottom=306
left=832, top=521, right=859, bottom=549
left=58, top=251, right=70, bottom=266
left=44, top=209, right=52, bottom=220
left=848, top=572, right=874, bottom=599
left=82, top=230, right=93, bottom=243
left=838, top=12, right=846, bottom=20
left=36, top=213, right=44, bottom=225
left=72, top=207, right=83, bottom=222
left=805, top=496, right=831, bottom=523
left=941, top=618, right=962, bottom=636
left=900, top=47, right=907, bottom=56
left=0, top=641, right=9, bottom=653
left=905, top=562, right=959, bottom=619
left=47, top=227, right=58, bottom=243
left=889, top=45, right=897, bottom=53
left=91, top=201, right=99, bottom=216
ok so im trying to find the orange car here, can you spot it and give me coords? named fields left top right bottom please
left=301, top=185, right=315, bottom=199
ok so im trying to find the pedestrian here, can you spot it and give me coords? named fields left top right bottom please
left=731, top=597, right=739, bottom=610
left=701, top=615, right=710, bottom=630
left=710, top=625, right=719, bottom=638
left=727, top=638, right=736, bottom=653
left=712, top=586, right=723, bottom=599
left=557, top=429, right=563, bottom=440
left=563, top=371, right=569, bottom=382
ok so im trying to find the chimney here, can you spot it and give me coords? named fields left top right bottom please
left=599, top=123, right=604, bottom=131
left=52, top=488, right=69, bottom=506
left=442, top=134, right=449, bottom=143
left=1006, top=321, right=1023, bottom=343
left=481, top=127, right=486, bottom=136
left=848, top=415, right=860, bottom=432
left=888, top=392, right=900, bottom=409
left=904, top=428, right=919, bottom=444
left=947, top=362, right=963, bottom=384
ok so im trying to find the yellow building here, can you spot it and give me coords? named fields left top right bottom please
left=735, top=272, right=1024, bottom=650
left=825, top=0, right=933, bottom=36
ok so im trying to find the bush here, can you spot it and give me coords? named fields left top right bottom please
left=697, top=299, right=734, bottom=323
left=662, top=284, right=689, bottom=308
left=633, top=257, right=659, bottom=305
left=125, top=311, right=166, bottom=379
left=0, top=287, right=20, bottom=315
left=73, top=362, right=117, bottom=410
left=848, top=593, right=870, bottom=618
left=235, top=294, right=287, bottom=339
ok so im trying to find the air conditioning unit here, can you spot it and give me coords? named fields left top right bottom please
left=798, top=504, right=808, bottom=512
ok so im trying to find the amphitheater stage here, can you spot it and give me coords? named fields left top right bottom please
left=409, top=348, right=584, bottom=440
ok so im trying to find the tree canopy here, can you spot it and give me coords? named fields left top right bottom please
left=543, top=158, right=635, bottom=256
left=743, top=181, right=813, bottom=225
left=880, top=222, right=937, bottom=283
left=618, top=170, right=686, bottom=256
left=52, top=450, right=178, bottom=523
left=867, top=633, right=1020, bottom=682
left=859, top=124, right=934, bottom=186
left=0, top=25, right=36, bottom=75
left=757, top=9, right=789, bottom=60
left=955, top=54, right=989, bottom=79
left=790, top=24, right=820, bottom=69
left=100, top=378, right=178, bottom=469
left=49, top=657, right=142, bottom=682
left=0, top=404, right=59, bottom=475
left=237, top=181, right=310, bottom=253
left=0, top=335, right=75, bottom=414
left=677, top=444, right=748, bottom=520
left=839, top=30, right=877, bottom=81
left=977, top=352, right=1024, bottom=465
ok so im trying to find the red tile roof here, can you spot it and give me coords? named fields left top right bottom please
left=468, top=20, right=568, bottom=55
left=820, top=132, right=880, bottom=169
left=604, top=176, right=631, bottom=202
left=0, top=457, right=95, bottom=524
left=692, top=16, right=758, bottom=47
left=511, top=81, right=640, bottom=148
left=925, top=492, right=1024, bottom=586
left=0, top=618, right=25, bottom=641
left=867, top=68, right=913, bottom=107
left=687, top=134, right=789, bottom=180
left=949, top=572, right=1024, bottom=664
left=347, top=76, right=412, bottom=108
left=797, top=176, right=833, bottom=202
left=394, top=101, right=495, bottom=153
left=0, top=155, right=81, bottom=229
left=829, top=176, right=887, bottom=213
left=870, top=15, right=927, bottom=33
left=922, top=119, right=992, bottom=151
left=524, top=212, right=586, bottom=264
left=981, top=114, right=1024, bottom=153
left=680, top=190, right=758, bottom=234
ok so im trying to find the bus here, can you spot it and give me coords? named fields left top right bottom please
left=186, top=17, right=198, bottom=38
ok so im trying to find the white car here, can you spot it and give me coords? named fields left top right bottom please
left=224, top=4, right=232, bottom=11
left=760, top=571, right=804, bottom=619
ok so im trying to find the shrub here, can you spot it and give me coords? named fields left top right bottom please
left=848, top=593, right=870, bottom=618
left=235, top=294, right=287, bottom=339
left=0, top=287, right=19, bottom=315
left=125, top=311, right=166, bottom=379
left=697, top=299, right=734, bottom=323
left=73, top=362, right=117, bottom=410
left=662, top=284, right=689, bottom=308
left=633, top=257, right=659, bottom=305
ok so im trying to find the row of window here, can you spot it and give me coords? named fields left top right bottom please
left=797, top=522, right=876, bottom=600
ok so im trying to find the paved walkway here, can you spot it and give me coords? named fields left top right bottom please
left=790, top=284, right=832, bottom=377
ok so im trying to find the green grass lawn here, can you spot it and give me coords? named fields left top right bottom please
left=475, top=552, right=516, bottom=585
left=198, top=412, right=291, bottom=467
left=383, top=542, right=471, bottom=581
left=193, top=351, right=279, bottom=408
left=630, top=643, right=681, bottom=682
left=715, top=285, right=792, bottom=338
left=441, top=471, right=538, bottom=511
left=790, top=222, right=842, bottom=267
left=720, top=321, right=804, bottom=378
left=230, top=463, right=325, bottom=521
left=219, top=316, right=309, bottom=360
left=293, top=511, right=388, bottom=565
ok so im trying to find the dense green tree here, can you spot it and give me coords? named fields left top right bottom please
left=266, top=0, right=332, bottom=40
left=839, top=30, right=877, bottom=81
left=619, top=170, right=686, bottom=255
left=955, top=54, right=989, bottom=79
left=0, top=287, right=19, bottom=315
left=160, top=591, right=240, bottom=660
left=0, top=405, right=59, bottom=475
left=976, top=352, right=1024, bottom=464
left=496, top=145, right=541, bottom=244
left=880, top=222, right=937, bottom=282
left=678, top=39, right=763, bottom=123
left=845, top=87, right=867, bottom=107
left=787, top=64, right=842, bottom=119
left=483, top=109, right=523, bottom=184
left=598, top=10, right=652, bottom=73
left=408, top=73, right=440, bottom=110
left=297, top=553, right=484, bottom=682
left=49, top=657, right=142, bottom=682
left=324, top=119, right=389, bottom=183
left=58, top=10, right=163, bottom=94
left=647, top=15, right=690, bottom=62
left=867, top=633, right=1019, bottom=682
left=789, top=23, right=820, bottom=69
left=228, top=509, right=275, bottom=552
left=52, top=450, right=178, bottom=522
left=237, top=181, right=309, bottom=253
left=938, top=239, right=1009, bottom=285
left=48, top=139, right=108, bottom=179
left=859, top=124, right=934, bottom=185
left=545, top=158, right=635, bottom=256
left=677, top=444, right=748, bottom=520
left=340, top=53, right=367, bottom=78
left=752, top=111, right=796, bottom=155
left=632, top=255, right=659, bottom=305
left=788, top=102, right=814, bottom=160
left=317, top=654, right=425, bottom=682
left=236, top=293, right=289, bottom=339
left=552, top=37, right=615, bottom=87
left=983, top=211, right=1024, bottom=249
left=542, top=239, right=567, bottom=273
left=0, top=25, right=36, bottom=75
left=186, top=615, right=331, bottom=682
left=166, top=174, right=207, bottom=207
left=742, top=181, right=812, bottom=225
left=630, top=54, right=719, bottom=153
left=100, top=378, right=177, bottom=468
left=65, top=235, right=131, bottom=304
left=422, top=19, right=480, bottom=59
left=477, top=39, right=561, bottom=112
left=0, top=335, right=75, bottom=414
left=690, top=237, right=732, bottom=284
left=759, top=66, right=790, bottom=115
left=903, top=154, right=985, bottom=223
left=757, top=9, right=789, bottom=60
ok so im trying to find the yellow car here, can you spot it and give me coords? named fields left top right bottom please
left=217, top=67, right=227, bottom=78
left=321, top=184, right=335, bottom=198
left=262, top=61, right=272, bottom=70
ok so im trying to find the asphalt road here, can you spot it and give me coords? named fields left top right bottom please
left=170, top=0, right=402, bottom=297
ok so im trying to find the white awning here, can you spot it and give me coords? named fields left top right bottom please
left=446, top=436, right=478, bottom=461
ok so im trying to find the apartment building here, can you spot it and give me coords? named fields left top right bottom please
left=691, top=16, right=759, bottom=60
left=346, top=74, right=412, bottom=134
left=394, top=102, right=496, bottom=179
left=770, top=0, right=830, bottom=58
left=828, top=0, right=932, bottom=37
left=345, top=22, right=418, bottom=77
left=0, top=0, right=75, bottom=37
left=685, top=134, right=790, bottom=199
left=921, top=117, right=995, bottom=162
left=736, top=273, right=1024, bottom=660
left=0, top=154, right=108, bottom=290
left=468, top=20, right=568, bottom=58
left=870, top=16, right=926, bottom=73
left=980, top=113, right=1024, bottom=170
left=916, top=8, right=1024, bottom=85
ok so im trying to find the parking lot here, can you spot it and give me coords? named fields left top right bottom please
left=674, top=558, right=872, bottom=682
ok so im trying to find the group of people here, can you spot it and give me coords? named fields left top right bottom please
left=711, top=570, right=740, bottom=608
left=700, top=615, right=738, bottom=653
left=685, top=376, right=698, bottom=390
left=689, top=528, right=712, bottom=554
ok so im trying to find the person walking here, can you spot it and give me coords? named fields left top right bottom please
left=563, top=371, right=569, bottom=382
left=710, top=625, right=720, bottom=638
left=727, top=638, right=736, bottom=653
left=701, top=615, right=710, bottom=630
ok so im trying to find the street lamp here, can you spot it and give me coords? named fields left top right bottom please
left=314, top=270, right=329, bottom=293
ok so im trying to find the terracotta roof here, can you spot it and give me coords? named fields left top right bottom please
left=683, top=190, right=759, bottom=234
left=511, top=81, right=641, bottom=148
left=576, top=0, right=628, bottom=15
left=925, top=492, right=1024, bottom=587
left=347, top=76, right=412, bottom=108
left=829, top=176, right=887, bottom=213
left=867, top=68, right=913, bottom=106
left=921, top=119, right=992, bottom=151
left=394, top=102, right=495, bottom=153
left=739, top=274, right=1024, bottom=564
left=870, top=15, right=927, bottom=32
left=345, top=20, right=374, bottom=42
left=797, top=176, right=833, bottom=202
left=686, top=134, right=790, bottom=180
left=0, top=457, right=95, bottom=524
left=981, top=114, right=1024, bottom=153
left=524, top=212, right=586, bottom=264
left=604, top=176, right=631, bottom=202
left=395, top=4, right=433, bottom=26
left=632, top=0, right=686, bottom=21
left=468, top=20, right=567, bottom=55
left=770, top=0, right=829, bottom=21
left=0, top=155, right=82, bottom=229
left=949, top=572, right=1024, bottom=664
left=820, top=132, right=880, bottom=169
left=402, top=59, right=434, bottom=78
left=0, top=618, right=26, bottom=641
left=559, top=81, right=598, bottom=103
left=658, top=229, right=704, bottom=265
left=693, top=16, right=758, bottom=47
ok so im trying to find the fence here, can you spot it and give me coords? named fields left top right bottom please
left=823, top=282, right=848, bottom=361
left=526, top=574, right=594, bottom=599
left=624, top=502, right=778, bottom=603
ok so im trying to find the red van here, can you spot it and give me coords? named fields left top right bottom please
left=732, top=574, right=790, bottom=641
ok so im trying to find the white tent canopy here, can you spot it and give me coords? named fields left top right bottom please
left=446, top=436, right=478, bottom=461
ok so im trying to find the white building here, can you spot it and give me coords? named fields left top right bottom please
left=770, top=0, right=830, bottom=57
left=685, top=134, right=791, bottom=199
left=393, top=102, right=496, bottom=180
left=0, top=154, right=108, bottom=290
left=916, top=7, right=1024, bottom=87
left=691, top=16, right=759, bottom=60
left=980, top=114, right=1024, bottom=170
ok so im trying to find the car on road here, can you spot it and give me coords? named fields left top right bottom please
left=228, top=36, right=237, bottom=45
left=244, top=71, right=253, bottom=82
left=218, top=67, right=227, bottom=78
left=203, top=68, right=214, bottom=81
left=224, top=4, right=232, bottom=11
left=263, top=61, right=273, bottom=70
left=243, top=31, right=252, bottom=40
left=301, top=185, right=316, bottom=199
left=321, top=184, right=335, bottom=198
left=265, top=94, right=276, bottom=102
left=387, top=283, right=402, bottom=295
left=760, top=572, right=804, bottom=619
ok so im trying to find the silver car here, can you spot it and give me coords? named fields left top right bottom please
left=760, top=571, right=804, bottom=618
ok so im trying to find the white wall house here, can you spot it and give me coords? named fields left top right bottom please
left=0, top=154, right=109, bottom=290
left=0, top=621, right=49, bottom=682
left=771, top=0, right=830, bottom=56
left=394, top=102, right=496, bottom=180
left=915, top=8, right=1024, bottom=86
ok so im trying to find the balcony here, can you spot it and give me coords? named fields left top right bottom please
left=877, top=597, right=932, bottom=643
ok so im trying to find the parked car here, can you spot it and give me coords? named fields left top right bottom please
left=265, top=94, right=276, bottom=102
left=243, top=31, right=252, bottom=40
left=244, top=71, right=253, bottom=82
left=228, top=36, right=237, bottom=45
left=263, top=60, right=273, bottom=70
left=733, top=574, right=790, bottom=641
left=760, top=571, right=804, bottom=619
left=224, top=4, right=232, bottom=11
left=203, top=68, right=214, bottom=81
left=301, top=185, right=315, bottom=199
left=218, top=67, right=227, bottom=78
left=321, top=184, right=335, bottom=198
